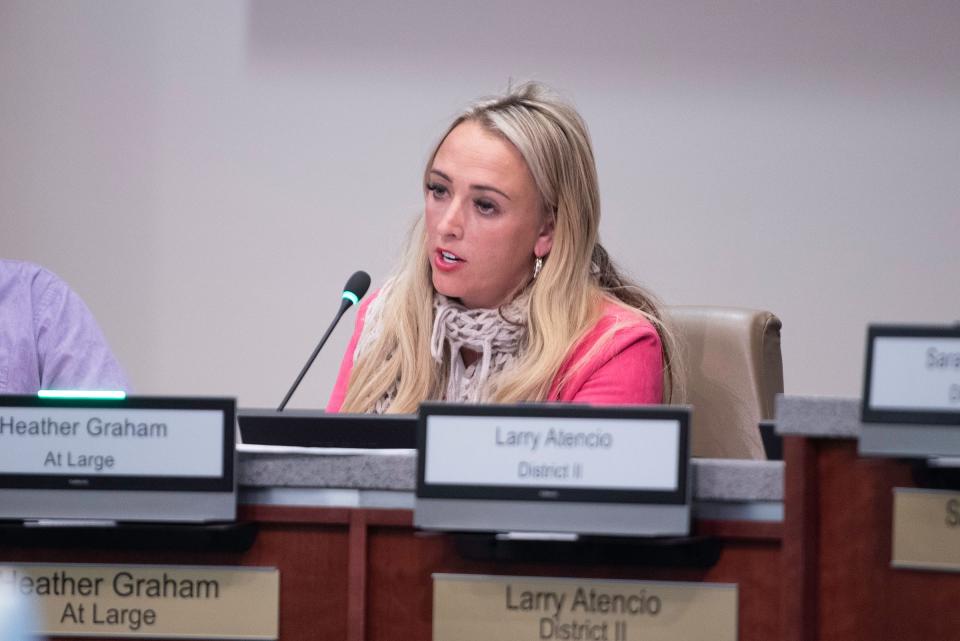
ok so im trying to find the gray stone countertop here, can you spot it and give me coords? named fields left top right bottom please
left=238, top=449, right=783, bottom=502
left=776, top=395, right=862, bottom=439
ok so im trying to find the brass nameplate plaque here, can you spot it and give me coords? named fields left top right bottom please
left=893, top=488, right=960, bottom=572
left=0, top=563, right=279, bottom=639
left=433, top=573, right=737, bottom=641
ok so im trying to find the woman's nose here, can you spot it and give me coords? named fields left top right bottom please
left=436, top=199, right=465, bottom=238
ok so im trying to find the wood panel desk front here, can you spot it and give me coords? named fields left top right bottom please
left=0, top=453, right=783, bottom=641
left=778, top=395, right=960, bottom=641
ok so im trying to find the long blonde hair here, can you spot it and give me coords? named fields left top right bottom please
left=340, top=82, right=676, bottom=412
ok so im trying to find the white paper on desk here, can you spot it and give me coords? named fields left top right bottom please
left=237, top=443, right=416, bottom=457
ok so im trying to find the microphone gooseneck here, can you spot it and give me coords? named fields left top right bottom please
left=277, top=270, right=371, bottom=411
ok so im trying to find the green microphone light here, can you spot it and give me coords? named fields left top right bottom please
left=38, top=390, right=126, bottom=400
left=341, top=271, right=371, bottom=310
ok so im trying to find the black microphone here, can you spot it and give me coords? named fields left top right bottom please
left=277, top=270, right=371, bottom=411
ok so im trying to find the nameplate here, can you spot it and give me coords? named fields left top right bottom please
left=0, top=402, right=226, bottom=478
left=422, top=408, right=682, bottom=492
left=416, top=404, right=690, bottom=536
left=0, top=563, right=278, bottom=639
left=432, top=573, right=737, bottom=641
left=892, top=488, right=960, bottom=572
left=0, top=395, right=235, bottom=523
left=862, top=326, right=960, bottom=424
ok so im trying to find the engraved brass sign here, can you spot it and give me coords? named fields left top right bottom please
left=0, top=563, right=279, bottom=639
left=893, top=488, right=960, bottom=572
left=433, top=573, right=736, bottom=641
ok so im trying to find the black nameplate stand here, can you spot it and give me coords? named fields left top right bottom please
left=238, top=410, right=416, bottom=449
left=760, top=420, right=783, bottom=461
left=911, top=461, right=960, bottom=491
left=0, top=521, right=258, bottom=552
left=453, top=533, right=721, bottom=568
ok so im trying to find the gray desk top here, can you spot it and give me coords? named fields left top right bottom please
left=234, top=394, right=928, bottom=516
left=239, top=451, right=783, bottom=503
left=776, top=395, right=862, bottom=439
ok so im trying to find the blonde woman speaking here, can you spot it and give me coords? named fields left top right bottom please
left=328, top=82, right=675, bottom=414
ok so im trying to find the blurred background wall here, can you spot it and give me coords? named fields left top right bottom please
left=1, top=0, right=957, bottom=408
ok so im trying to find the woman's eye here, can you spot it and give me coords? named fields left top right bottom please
left=474, top=199, right=497, bottom=216
left=426, top=183, right=448, bottom=198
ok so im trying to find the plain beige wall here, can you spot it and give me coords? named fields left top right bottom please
left=1, top=1, right=958, bottom=408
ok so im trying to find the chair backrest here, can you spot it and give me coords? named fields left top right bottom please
left=666, top=306, right=784, bottom=459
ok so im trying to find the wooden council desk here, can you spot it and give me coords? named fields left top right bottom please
left=0, top=396, right=938, bottom=641
left=0, top=445, right=783, bottom=641
left=778, top=395, right=960, bottom=641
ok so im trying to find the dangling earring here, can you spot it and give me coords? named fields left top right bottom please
left=533, top=255, right=544, bottom=280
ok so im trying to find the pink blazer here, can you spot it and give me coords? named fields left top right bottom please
left=326, top=293, right=663, bottom=412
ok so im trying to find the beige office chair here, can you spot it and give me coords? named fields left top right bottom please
left=666, top=306, right=783, bottom=459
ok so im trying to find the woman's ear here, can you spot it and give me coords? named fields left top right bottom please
left=534, top=212, right=555, bottom=258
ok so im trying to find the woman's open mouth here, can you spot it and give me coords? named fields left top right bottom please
left=434, top=248, right=465, bottom=271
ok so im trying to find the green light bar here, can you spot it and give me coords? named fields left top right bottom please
left=342, top=291, right=359, bottom=305
left=37, top=390, right=127, bottom=400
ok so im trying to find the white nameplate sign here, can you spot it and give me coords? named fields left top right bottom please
left=864, top=326, right=960, bottom=422
left=424, top=415, right=679, bottom=491
left=433, top=574, right=737, bottom=641
left=415, top=405, right=689, bottom=536
left=860, top=327, right=960, bottom=457
left=0, top=406, right=224, bottom=477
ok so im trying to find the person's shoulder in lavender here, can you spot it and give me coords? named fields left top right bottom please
left=0, top=259, right=130, bottom=394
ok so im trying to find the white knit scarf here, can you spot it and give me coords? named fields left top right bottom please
left=354, top=283, right=528, bottom=413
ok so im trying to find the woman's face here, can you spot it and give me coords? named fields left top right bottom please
left=424, top=120, right=554, bottom=309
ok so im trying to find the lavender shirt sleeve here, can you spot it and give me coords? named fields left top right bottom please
left=0, top=260, right=130, bottom=394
